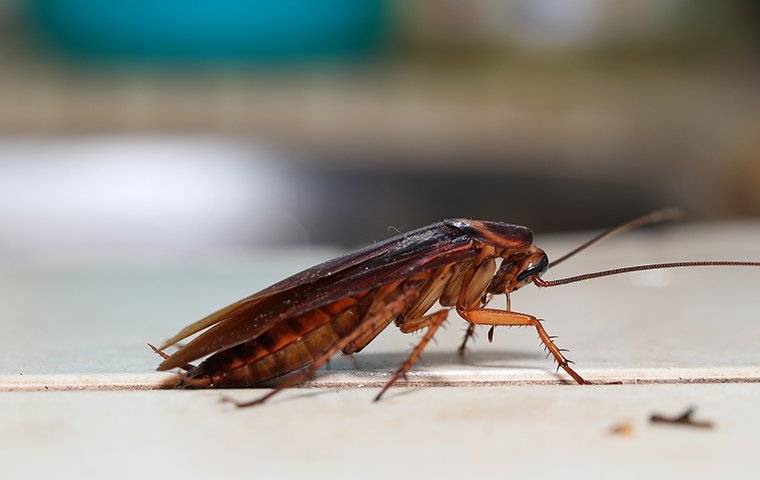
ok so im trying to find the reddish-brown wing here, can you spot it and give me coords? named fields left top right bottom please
left=158, top=222, right=469, bottom=350
left=158, top=222, right=481, bottom=370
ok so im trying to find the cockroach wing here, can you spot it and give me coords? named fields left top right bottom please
left=157, top=222, right=480, bottom=370
left=158, top=222, right=469, bottom=350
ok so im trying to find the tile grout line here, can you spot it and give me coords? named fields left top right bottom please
left=1, top=367, right=758, bottom=392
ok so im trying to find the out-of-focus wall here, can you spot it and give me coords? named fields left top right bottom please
left=0, top=1, right=759, bottom=251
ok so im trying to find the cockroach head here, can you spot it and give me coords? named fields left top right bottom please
left=487, top=246, right=549, bottom=293
left=444, top=219, right=533, bottom=250
left=515, top=248, right=549, bottom=283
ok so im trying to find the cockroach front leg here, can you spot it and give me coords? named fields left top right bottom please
left=462, top=308, right=589, bottom=385
left=374, top=310, right=449, bottom=402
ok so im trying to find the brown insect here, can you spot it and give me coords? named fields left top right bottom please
left=152, top=209, right=760, bottom=406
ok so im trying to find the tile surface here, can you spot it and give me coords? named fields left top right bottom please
left=1, top=384, right=758, bottom=480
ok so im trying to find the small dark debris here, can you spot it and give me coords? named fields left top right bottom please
left=650, top=407, right=714, bottom=429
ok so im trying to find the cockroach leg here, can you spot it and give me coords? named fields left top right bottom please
left=374, top=310, right=449, bottom=402
left=457, top=289, right=500, bottom=355
left=344, top=276, right=433, bottom=356
left=454, top=257, right=496, bottom=356
left=456, top=324, right=476, bottom=356
left=147, top=343, right=196, bottom=372
left=464, top=308, right=589, bottom=385
left=397, top=310, right=447, bottom=334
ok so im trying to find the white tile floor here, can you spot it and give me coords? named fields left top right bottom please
left=1, top=222, right=759, bottom=478
left=2, top=385, right=759, bottom=480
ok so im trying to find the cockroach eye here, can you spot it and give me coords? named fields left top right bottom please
left=517, top=254, right=549, bottom=281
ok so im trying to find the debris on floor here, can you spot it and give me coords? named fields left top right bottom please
left=650, top=406, right=714, bottom=429
left=609, top=421, right=634, bottom=436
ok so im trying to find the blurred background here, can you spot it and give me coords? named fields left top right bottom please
left=2, top=0, right=760, bottom=262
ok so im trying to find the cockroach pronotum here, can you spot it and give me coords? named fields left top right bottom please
left=151, top=209, right=760, bottom=407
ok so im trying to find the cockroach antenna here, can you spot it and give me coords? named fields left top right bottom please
left=537, top=208, right=760, bottom=287
left=535, top=260, right=760, bottom=288
left=548, top=207, right=685, bottom=268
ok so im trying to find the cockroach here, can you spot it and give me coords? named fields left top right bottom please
left=152, top=209, right=760, bottom=406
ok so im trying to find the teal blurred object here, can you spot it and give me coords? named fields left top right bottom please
left=26, top=0, right=389, bottom=62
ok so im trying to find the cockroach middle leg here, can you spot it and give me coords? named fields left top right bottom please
left=396, top=309, right=448, bottom=334
left=374, top=310, right=449, bottom=402
left=464, top=308, right=589, bottom=385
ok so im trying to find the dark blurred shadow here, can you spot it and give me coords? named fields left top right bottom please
left=296, top=159, right=670, bottom=247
